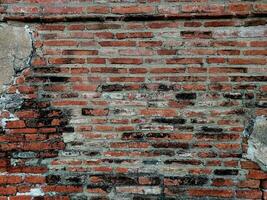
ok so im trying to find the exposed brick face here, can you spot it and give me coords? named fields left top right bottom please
left=0, top=1, right=267, bottom=199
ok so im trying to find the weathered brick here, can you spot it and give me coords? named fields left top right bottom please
left=111, top=6, right=154, bottom=14
left=181, top=4, right=225, bottom=13
left=228, top=3, right=252, bottom=13
left=43, top=6, right=84, bottom=14
left=188, top=189, right=234, bottom=198
left=236, top=190, right=262, bottom=199
left=82, top=108, right=109, bottom=116
left=0, top=2, right=266, bottom=199
left=87, top=6, right=109, bottom=14
left=109, top=58, right=143, bottom=65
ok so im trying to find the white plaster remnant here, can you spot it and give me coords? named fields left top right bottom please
left=0, top=111, right=18, bottom=128
left=0, top=23, right=32, bottom=93
left=17, top=188, right=44, bottom=196
left=116, top=186, right=161, bottom=195
left=246, top=116, right=267, bottom=171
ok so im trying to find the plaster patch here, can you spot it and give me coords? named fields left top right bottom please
left=0, top=110, right=18, bottom=128
left=0, top=23, right=32, bottom=93
left=17, top=188, right=44, bottom=196
left=246, top=116, right=267, bottom=171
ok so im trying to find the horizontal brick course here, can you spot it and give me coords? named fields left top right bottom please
left=0, top=1, right=266, bottom=199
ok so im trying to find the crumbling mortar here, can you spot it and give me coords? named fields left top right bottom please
left=1, top=12, right=267, bottom=24
left=25, top=27, right=74, bottom=194
left=21, top=25, right=35, bottom=73
left=241, top=89, right=256, bottom=138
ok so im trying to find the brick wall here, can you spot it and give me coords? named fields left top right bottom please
left=0, top=1, right=267, bottom=199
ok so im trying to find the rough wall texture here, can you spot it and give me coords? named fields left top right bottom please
left=0, top=23, right=32, bottom=93
left=0, top=1, right=267, bottom=199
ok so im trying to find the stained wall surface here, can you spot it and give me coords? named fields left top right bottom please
left=0, top=1, right=267, bottom=199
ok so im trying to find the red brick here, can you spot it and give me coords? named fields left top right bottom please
left=43, top=186, right=83, bottom=193
left=204, top=20, right=237, bottom=27
left=15, top=110, right=39, bottom=118
left=10, top=196, right=31, bottom=200
left=70, top=68, right=89, bottom=74
left=243, top=50, right=267, bottom=55
left=6, top=120, right=26, bottom=129
left=139, top=41, right=162, bottom=47
left=238, top=180, right=260, bottom=188
left=52, top=100, right=87, bottom=106
left=150, top=67, right=185, bottom=74
left=247, top=170, right=267, bottom=179
left=181, top=4, right=225, bottom=13
left=262, top=180, right=267, bottom=189
left=147, top=22, right=180, bottom=29
left=212, top=178, right=234, bottom=187
left=188, top=189, right=233, bottom=198
left=236, top=190, right=262, bottom=199
left=62, top=50, right=98, bottom=55
left=87, top=6, right=109, bottom=14
left=0, top=187, right=16, bottom=195
left=116, top=32, right=153, bottom=39
left=66, top=24, right=86, bottom=30
left=82, top=108, right=109, bottom=116
left=228, top=58, right=266, bottom=65
left=254, top=4, right=267, bottom=12
left=43, top=6, right=84, bottom=14
left=111, top=6, right=154, bottom=14
left=87, top=58, right=106, bottom=64
left=10, top=5, right=39, bottom=14
left=250, top=41, right=267, bottom=47
left=99, top=41, right=136, bottom=47
left=73, top=84, right=97, bottom=91
left=264, top=191, right=267, bottom=200
left=207, top=58, right=226, bottom=63
left=140, top=108, right=177, bottom=117
left=95, top=32, right=113, bottom=39
left=8, top=128, right=38, bottom=134
left=110, top=77, right=145, bottom=82
left=0, top=176, right=22, bottom=184
left=166, top=58, right=203, bottom=64
left=241, top=161, right=260, bottom=169
left=25, top=176, right=45, bottom=183
left=109, top=58, right=143, bottom=65
left=129, top=68, right=148, bottom=74
left=49, top=58, right=85, bottom=64
left=228, top=3, right=252, bottom=13
left=184, top=21, right=202, bottom=27
left=44, top=40, right=78, bottom=46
